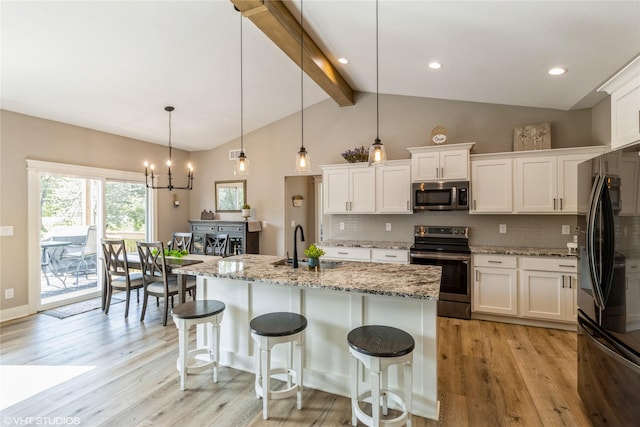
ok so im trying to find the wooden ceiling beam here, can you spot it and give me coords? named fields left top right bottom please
left=230, top=0, right=355, bottom=107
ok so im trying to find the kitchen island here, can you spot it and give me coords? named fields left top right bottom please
left=173, top=254, right=441, bottom=420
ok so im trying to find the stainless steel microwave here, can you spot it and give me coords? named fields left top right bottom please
left=412, top=181, right=469, bottom=211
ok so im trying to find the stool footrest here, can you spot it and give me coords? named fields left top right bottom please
left=255, top=367, right=300, bottom=400
left=354, top=390, right=409, bottom=427
left=177, top=348, right=218, bottom=373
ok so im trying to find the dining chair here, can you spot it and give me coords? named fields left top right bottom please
left=137, top=241, right=180, bottom=326
left=204, top=233, right=229, bottom=257
left=169, top=232, right=193, bottom=253
left=101, top=238, right=143, bottom=318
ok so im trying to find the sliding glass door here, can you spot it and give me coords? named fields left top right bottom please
left=28, top=160, right=154, bottom=311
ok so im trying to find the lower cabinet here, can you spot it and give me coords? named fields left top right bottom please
left=627, top=259, right=640, bottom=331
left=472, top=254, right=518, bottom=316
left=189, top=220, right=260, bottom=255
left=472, top=254, right=578, bottom=325
left=318, top=245, right=409, bottom=264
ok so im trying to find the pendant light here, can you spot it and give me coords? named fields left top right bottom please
left=235, top=8, right=249, bottom=176
left=295, top=0, right=311, bottom=173
left=144, top=106, right=194, bottom=190
left=368, top=0, right=387, bottom=166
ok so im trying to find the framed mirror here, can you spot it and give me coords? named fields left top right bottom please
left=215, top=180, right=246, bottom=212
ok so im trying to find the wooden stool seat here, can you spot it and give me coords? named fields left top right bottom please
left=172, top=300, right=225, bottom=390
left=250, top=312, right=307, bottom=420
left=348, top=325, right=415, bottom=427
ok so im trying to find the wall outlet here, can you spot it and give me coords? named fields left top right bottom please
left=5, top=288, right=14, bottom=299
left=291, top=220, right=296, bottom=228
left=0, top=226, right=13, bottom=236
left=562, top=225, right=570, bottom=235
left=386, top=222, right=392, bottom=231
left=339, top=222, right=345, bottom=231
left=262, top=221, right=267, bottom=228
left=499, top=224, right=507, bottom=234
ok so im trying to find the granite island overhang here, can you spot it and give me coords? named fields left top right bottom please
left=173, top=254, right=442, bottom=420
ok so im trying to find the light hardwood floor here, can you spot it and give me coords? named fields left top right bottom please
left=0, top=299, right=593, bottom=426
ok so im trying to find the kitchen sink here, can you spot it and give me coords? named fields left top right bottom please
left=271, top=258, right=343, bottom=270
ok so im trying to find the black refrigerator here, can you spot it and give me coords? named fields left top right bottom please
left=577, top=142, right=640, bottom=425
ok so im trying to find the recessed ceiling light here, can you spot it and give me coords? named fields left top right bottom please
left=428, top=62, right=442, bottom=70
left=548, top=67, right=567, bottom=76
left=338, top=57, right=349, bottom=64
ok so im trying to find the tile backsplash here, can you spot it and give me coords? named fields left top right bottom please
left=322, top=211, right=578, bottom=249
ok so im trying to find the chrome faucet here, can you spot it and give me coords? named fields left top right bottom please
left=293, top=225, right=305, bottom=268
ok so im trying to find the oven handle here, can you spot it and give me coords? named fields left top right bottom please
left=410, top=252, right=470, bottom=262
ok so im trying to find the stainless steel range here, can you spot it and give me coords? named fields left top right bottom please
left=410, top=225, right=471, bottom=319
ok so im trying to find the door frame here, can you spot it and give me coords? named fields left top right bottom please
left=27, top=160, right=157, bottom=313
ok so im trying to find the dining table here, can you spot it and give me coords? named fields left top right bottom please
left=100, top=253, right=219, bottom=311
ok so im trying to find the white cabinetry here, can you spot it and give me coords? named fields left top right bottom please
left=322, top=160, right=410, bottom=214
left=472, top=254, right=518, bottom=316
left=599, top=57, right=640, bottom=150
left=375, top=161, right=412, bottom=213
left=407, top=143, right=474, bottom=182
left=514, top=148, right=604, bottom=214
left=620, top=154, right=640, bottom=215
left=519, top=257, right=577, bottom=323
left=323, top=164, right=375, bottom=214
left=627, top=259, right=640, bottom=331
left=470, top=156, right=513, bottom=213
left=318, top=245, right=409, bottom=264
left=371, top=248, right=409, bottom=264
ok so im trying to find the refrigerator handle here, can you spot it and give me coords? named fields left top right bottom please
left=586, top=174, right=606, bottom=309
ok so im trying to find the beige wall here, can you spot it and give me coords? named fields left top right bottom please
left=189, top=92, right=599, bottom=256
left=0, top=92, right=607, bottom=316
left=0, top=110, right=192, bottom=311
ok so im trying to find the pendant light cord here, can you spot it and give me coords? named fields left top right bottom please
left=300, top=0, right=304, bottom=150
left=240, top=12, right=244, bottom=153
left=167, top=107, right=173, bottom=164
left=376, top=0, right=379, bottom=141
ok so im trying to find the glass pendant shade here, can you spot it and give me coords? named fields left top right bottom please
left=235, top=151, right=248, bottom=176
left=368, top=138, right=387, bottom=166
left=295, top=146, right=311, bottom=173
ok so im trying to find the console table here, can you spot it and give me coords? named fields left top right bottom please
left=189, top=220, right=260, bottom=255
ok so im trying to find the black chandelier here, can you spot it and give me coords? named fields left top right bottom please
left=144, top=106, right=194, bottom=191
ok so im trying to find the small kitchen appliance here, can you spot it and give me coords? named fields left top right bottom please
left=412, top=181, right=469, bottom=211
left=410, top=225, right=471, bottom=319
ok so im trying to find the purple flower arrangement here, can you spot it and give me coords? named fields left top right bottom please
left=341, top=146, right=368, bottom=163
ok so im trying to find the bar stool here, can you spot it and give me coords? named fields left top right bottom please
left=250, top=312, right=307, bottom=420
left=171, top=300, right=225, bottom=390
left=347, top=325, right=414, bottom=427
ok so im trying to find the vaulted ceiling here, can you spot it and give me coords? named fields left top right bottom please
left=2, top=1, right=639, bottom=151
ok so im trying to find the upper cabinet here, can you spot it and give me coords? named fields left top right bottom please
left=407, top=143, right=475, bottom=182
left=322, top=160, right=411, bottom=214
left=598, top=56, right=640, bottom=150
left=470, top=155, right=513, bottom=213
left=470, top=146, right=605, bottom=215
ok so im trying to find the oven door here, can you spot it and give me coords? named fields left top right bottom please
left=410, top=252, right=470, bottom=302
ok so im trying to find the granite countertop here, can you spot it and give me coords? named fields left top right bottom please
left=319, top=240, right=412, bottom=250
left=470, top=246, right=577, bottom=258
left=173, top=254, right=440, bottom=300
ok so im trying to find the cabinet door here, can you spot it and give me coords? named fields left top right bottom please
left=349, top=168, right=376, bottom=213
left=514, top=156, right=557, bottom=212
left=473, top=267, right=518, bottom=315
left=471, top=159, right=513, bottom=213
left=557, top=154, right=597, bottom=213
left=411, top=152, right=440, bottom=181
left=376, top=164, right=411, bottom=213
left=566, top=274, right=578, bottom=323
left=323, top=168, right=350, bottom=213
left=611, top=75, right=640, bottom=150
left=627, top=271, right=640, bottom=331
left=620, top=156, right=640, bottom=215
left=441, top=149, right=469, bottom=180
left=520, top=270, right=564, bottom=321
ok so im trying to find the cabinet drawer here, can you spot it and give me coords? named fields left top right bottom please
left=473, top=254, right=517, bottom=269
left=371, top=249, right=409, bottom=264
left=192, top=225, right=217, bottom=232
left=217, top=225, right=244, bottom=233
left=520, top=256, right=577, bottom=272
left=319, top=246, right=370, bottom=261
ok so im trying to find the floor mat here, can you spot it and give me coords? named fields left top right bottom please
left=41, top=297, right=123, bottom=319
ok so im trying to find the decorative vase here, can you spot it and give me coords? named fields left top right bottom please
left=307, top=257, right=320, bottom=271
